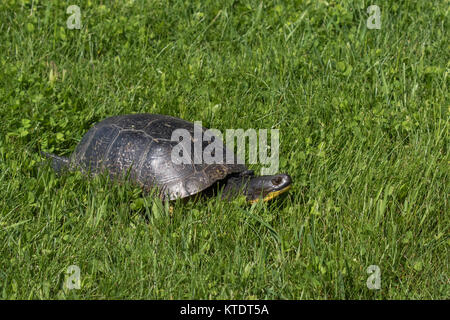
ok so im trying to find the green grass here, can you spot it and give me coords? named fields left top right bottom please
left=0, top=0, right=448, bottom=299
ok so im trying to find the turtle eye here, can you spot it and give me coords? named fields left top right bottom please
left=272, top=176, right=283, bottom=185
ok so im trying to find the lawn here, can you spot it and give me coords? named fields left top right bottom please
left=0, top=0, right=448, bottom=299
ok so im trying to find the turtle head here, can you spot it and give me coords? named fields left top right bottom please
left=223, top=171, right=292, bottom=203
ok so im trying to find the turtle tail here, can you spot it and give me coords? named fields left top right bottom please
left=41, top=152, right=71, bottom=173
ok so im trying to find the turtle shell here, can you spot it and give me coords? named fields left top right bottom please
left=70, top=114, right=247, bottom=200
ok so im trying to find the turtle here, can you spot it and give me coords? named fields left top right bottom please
left=42, top=114, right=292, bottom=203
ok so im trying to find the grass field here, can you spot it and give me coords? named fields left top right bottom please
left=0, top=0, right=448, bottom=299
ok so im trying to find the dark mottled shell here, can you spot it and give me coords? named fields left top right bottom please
left=70, top=114, right=247, bottom=200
